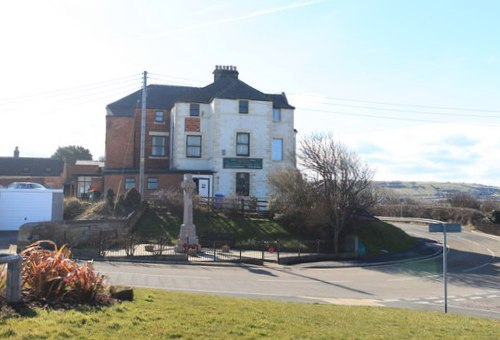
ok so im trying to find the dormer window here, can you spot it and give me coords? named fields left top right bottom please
left=155, top=111, right=164, bottom=123
left=190, top=103, right=200, bottom=116
left=239, top=100, right=249, bottom=114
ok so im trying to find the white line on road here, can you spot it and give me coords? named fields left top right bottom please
left=257, top=279, right=352, bottom=284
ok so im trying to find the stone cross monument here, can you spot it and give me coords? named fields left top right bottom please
left=175, top=174, right=199, bottom=252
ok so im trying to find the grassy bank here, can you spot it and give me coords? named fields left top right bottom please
left=134, top=208, right=294, bottom=241
left=1, top=289, right=499, bottom=339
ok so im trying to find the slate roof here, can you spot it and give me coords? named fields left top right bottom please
left=107, top=69, right=295, bottom=116
left=0, top=157, right=64, bottom=177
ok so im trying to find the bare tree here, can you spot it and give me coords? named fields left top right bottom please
left=268, top=168, right=316, bottom=217
left=299, top=133, right=374, bottom=253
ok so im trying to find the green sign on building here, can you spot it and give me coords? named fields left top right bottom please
left=223, top=158, right=263, bottom=169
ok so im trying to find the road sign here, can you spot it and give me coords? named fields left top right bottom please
left=428, top=222, right=462, bottom=314
left=428, top=223, right=462, bottom=233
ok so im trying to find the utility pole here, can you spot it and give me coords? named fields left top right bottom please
left=139, top=71, right=147, bottom=197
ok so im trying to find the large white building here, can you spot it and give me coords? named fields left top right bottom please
left=105, top=65, right=296, bottom=199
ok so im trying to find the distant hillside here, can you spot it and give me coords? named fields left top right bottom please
left=375, top=181, right=500, bottom=201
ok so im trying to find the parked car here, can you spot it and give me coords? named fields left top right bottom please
left=7, top=182, right=46, bottom=189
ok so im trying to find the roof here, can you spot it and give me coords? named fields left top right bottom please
left=107, top=70, right=295, bottom=116
left=0, top=157, right=64, bottom=177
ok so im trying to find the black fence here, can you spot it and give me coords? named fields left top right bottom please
left=69, top=231, right=352, bottom=265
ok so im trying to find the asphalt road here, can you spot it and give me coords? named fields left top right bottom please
left=94, top=222, right=500, bottom=319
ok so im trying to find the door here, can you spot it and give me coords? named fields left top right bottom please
left=196, top=178, right=210, bottom=197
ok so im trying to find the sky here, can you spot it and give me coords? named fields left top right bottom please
left=1, top=0, right=499, bottom=186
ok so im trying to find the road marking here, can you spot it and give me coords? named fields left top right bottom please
left=387, top=277, right=416, bottom=282
left=424, top=296, right=439, bottom=300
left=470, top=296, right=483, bottom=300
left=487, top=295, right=499, bottom=298
left=462, top=248, right=496, bottom=273
left=382, top=299, right=400, bottom=302
left=452, top=298, right=466, bottom=302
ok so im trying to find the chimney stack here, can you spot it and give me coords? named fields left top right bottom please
left=213, top=65, right=239, bottom=82
left=14, top=146, right=19, bottom=158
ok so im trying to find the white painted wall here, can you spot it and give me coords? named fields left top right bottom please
left=171, top=98, right=295, bottom=198
left=0, top=189, right=64, bottom=231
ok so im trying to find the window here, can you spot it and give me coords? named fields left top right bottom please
left=125, top=178, right=136, bottom=190
left=236, top=173, right=250, bottom=196
left=190, top=103, right=200, bottom=116
left=239, top=100, right=249, bottom=114
left=273, top=108, right=281, bottom=122
left=155, top=111, right=164, bottom=123
left=151, top=136, right=166, bottom=156
left=236, top=133, right=250, bottom=156
left=186, top=135, right=202, bottom=158
left=77, top=176, right=92, bottom=197
left=272, top=139, right=283, bottom=161
left=147, top=177, right=159, bottom=190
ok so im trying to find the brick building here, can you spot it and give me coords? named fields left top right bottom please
left=104, top=66, right=296, bottom=198
left=0, top=147, right=64, bottom=189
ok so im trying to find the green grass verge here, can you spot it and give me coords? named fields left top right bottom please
left=356, top=220, right=416, bottom=256
left=2, top=289, right=499, bottom=339
left=134, top=209, right=293, bottom=241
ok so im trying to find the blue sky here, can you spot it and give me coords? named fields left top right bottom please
left=1, top=0, right=499, bottom=186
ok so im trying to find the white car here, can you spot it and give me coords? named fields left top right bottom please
left=7, top=182, right=46, bottom=189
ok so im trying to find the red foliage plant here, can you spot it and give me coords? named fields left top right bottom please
left=20, top=240, right=108, bottom=304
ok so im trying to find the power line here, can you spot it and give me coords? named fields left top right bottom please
left=294, top=94, right=500, bottom=114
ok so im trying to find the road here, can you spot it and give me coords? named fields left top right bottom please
left=93, top=223, right=499, bottom=319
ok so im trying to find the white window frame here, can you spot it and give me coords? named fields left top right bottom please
left=147, top=177, right=159, bottom=190
left=272, top=138, right=283, bottom=161
left=186, top=135, right=202, bottom=158
left=236, top=132, right=250, bottom=156
left=155, top=111, right=164, bottom=123
left=151, top=135, right=166, bottom=157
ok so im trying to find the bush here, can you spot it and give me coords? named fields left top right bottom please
left=150, top=187, right=183, bottom=214
left=20, top=240, right=109, bottom=304
left=63, top=197, right=91, bottom=220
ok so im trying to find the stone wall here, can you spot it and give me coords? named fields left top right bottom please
left=17, top=219, right=129, bottom=249
left=17, top=201, right=150, bottom=250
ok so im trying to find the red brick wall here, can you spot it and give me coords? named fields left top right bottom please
left=103, top=173, right=183, bottom=199
left=105, top=115, right=135, bottom=168
left=105, top=109, right=171, bottom=171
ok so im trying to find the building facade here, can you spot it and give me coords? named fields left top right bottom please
left=104, top=66, right=296, bottom=198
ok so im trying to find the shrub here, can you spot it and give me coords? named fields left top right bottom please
left=150, top=187, right=183, bottom=214
left=20, top=240, right=108, bottom=304
left=63, top=197, right=91, bottom=220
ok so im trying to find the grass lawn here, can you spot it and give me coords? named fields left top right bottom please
left=1, top=289, right=499, bottom=339
left=134, top=208, right=294, bottom=241
left=356, top=220, right=416, bottom=255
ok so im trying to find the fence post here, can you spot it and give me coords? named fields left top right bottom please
left=277, top=241, right=280, bottom=264
left=261, top=242, right=265, bottom=262
left=5, top=255, right=23, bottom=304
left=213, top=241, right=216, bottom=262
left=239, top=247, right=242, bottom=262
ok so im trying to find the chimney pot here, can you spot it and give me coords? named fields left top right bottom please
left=213, top=65, right=239, bottom=82
left=14, top=146, right=19, bottom=158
